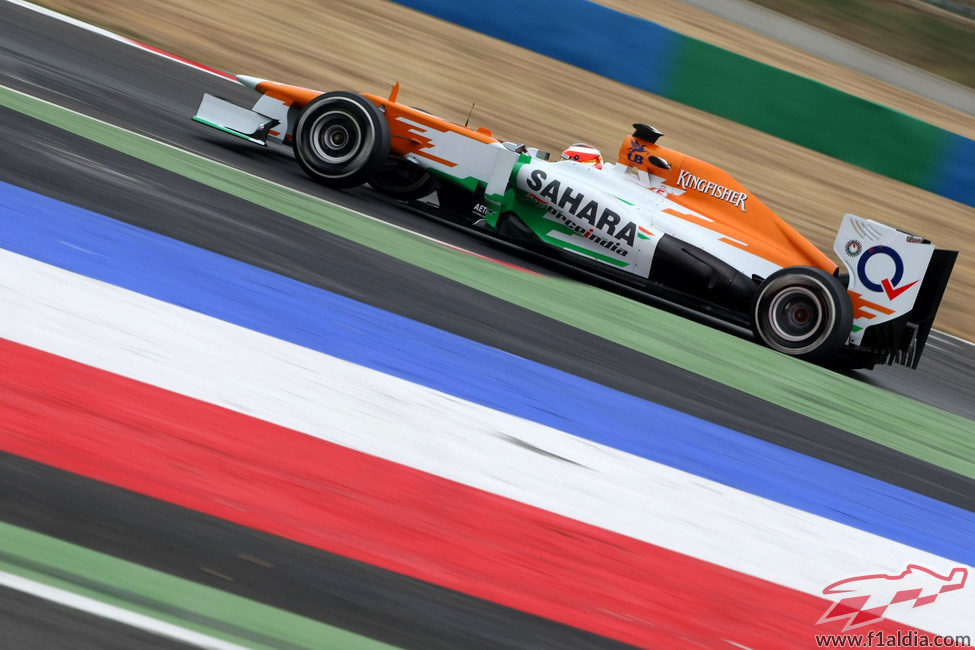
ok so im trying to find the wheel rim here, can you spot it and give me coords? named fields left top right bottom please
left=768, top=286, right=825, bottom=343
left=308, top=110, right=363, bottom=165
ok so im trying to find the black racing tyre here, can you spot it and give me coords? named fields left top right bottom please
left=368, top=157, right=438, bottom=200
left=752, top=266, right=853, bottom=362
left=293, top=91, right=391, bottom=188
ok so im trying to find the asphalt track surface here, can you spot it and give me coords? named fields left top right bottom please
left=0, top=583, right=191, bottom=650
left=0, top=2, right=973, bottom=647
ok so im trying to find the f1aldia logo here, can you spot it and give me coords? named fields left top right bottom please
left=857, top=245, right=920, bottom=300
left=817, top=565, right=967, bottom=631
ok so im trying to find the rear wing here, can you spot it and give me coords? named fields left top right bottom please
left=833, top=214, right=957, bottom=368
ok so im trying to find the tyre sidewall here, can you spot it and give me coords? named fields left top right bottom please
left=752, top=267, right=853, bottom=361
left=293, top=91, right=390, bottom=188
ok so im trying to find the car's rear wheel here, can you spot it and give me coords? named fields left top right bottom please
left=752, top=266, right=852, bottom=362
left=293, top=91, right=390, bottom=188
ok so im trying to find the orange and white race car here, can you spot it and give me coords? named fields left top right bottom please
left=193, top=77, right=957, bottom=369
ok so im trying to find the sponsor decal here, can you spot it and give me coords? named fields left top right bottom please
left=525, top=169, right=638, bottom=253
left=626, top=139, right=648, bottom=165
left=675, top=170, right=747, bottom=212
left=844, top=239, right=862, bottom=257
left=817, top=564, right=967, bottom=632
left=856, top=245, right=919, bottom=300
left=542, top=206, right=631, bottom=256
left=847, top=291, right=895, bottom=320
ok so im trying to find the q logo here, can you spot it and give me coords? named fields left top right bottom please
left=857, top=246, right=919, bottom=300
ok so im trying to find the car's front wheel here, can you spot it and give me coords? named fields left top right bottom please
left=293, top=91, right=390, bottom=188
left=752, top=266, right=852, bottom=362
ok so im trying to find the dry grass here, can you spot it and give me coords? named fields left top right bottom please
left=41, top=0, right=975, bottom=338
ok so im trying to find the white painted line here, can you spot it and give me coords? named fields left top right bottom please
left=0, top=249, right=970, bottom=637
left=930, top=329, right=975, bottom=349
left=0, top=569, right=249, bottom=650
left=3, top=0, right=238, bottom=82
left=5, top=0, right=132, bottom=46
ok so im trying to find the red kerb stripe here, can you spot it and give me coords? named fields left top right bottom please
left=0, top=337, right=935, bottom=648
left=123, top=38, right=237, bottom=80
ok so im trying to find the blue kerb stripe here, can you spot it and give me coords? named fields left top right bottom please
left=1, top=180, right=972, bottom=565
left=930, top=133, right=975, bottom=208
left=393, top=0, right=678, bottom=95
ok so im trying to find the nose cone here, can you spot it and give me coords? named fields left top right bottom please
left=236, top=75, right=266, bottom=90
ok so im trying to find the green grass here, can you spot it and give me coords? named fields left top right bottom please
left=749, top=0, right=975, bottom=88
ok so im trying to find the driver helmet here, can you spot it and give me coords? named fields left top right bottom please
left=561, top=143, right=603, bottom=168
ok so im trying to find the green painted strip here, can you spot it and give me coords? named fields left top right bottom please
left=0, top=521, right=396, bottom=650
left=1, top=84, right=972, bottom=479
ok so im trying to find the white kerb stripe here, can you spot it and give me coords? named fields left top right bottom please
left=0, top=570, right=249, bottom=650
left=0, top=248, right=970, bottom=636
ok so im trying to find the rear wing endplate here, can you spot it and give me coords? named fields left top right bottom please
left=833, top=213, right=956, bottom=368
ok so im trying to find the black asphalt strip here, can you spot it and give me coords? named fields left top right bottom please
left=0, top=585, right=194, bottom=650
left=0, top=453, right=634, bottom=650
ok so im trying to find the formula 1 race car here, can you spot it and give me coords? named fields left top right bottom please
left=193, top=77, right=957, bottom=369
